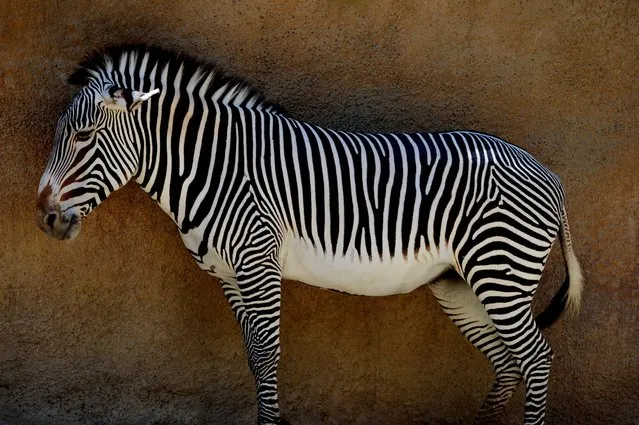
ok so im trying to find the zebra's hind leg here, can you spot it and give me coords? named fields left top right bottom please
left=430, top=274, right=522, bottom=424
left=467, top=267, right=554, bottom=425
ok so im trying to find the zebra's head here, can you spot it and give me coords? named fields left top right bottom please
left=36, top=72, right=159, bottom=240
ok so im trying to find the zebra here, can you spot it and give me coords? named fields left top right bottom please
left=36, top=45, right=583, bottom=425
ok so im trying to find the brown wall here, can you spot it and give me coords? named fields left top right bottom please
left=0, top=1, right=637, bottom=424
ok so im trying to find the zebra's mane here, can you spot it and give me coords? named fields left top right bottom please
left=68, top=44, right=282, bottom=113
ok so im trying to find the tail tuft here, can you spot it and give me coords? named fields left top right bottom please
left=564, top=247, right=584, bottom=317
left=535, top=206, right=583, bottom=330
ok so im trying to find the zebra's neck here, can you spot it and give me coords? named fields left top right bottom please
left=132, top=96, right=281, bottom=231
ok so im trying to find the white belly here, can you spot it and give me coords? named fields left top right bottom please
left=280, top=233, right=454, bottom=296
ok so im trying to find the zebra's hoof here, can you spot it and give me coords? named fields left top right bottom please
left=277, top=419, right=292, bottom=425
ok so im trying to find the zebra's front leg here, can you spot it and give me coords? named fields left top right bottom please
left=430, top=275, right=522, bottom=424
left=221, top=263, right=289, bottom=425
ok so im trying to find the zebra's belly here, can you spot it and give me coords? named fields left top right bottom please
left=280, top=234, right=454, bottom=296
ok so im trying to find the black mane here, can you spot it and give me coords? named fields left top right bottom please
left=68, top=44, right=281, bottom=113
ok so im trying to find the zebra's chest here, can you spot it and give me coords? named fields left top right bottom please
left=279, top=233, right=453, bottom=296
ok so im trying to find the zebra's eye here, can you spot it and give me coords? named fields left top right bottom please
left=75, top=130, right=94, bottom=141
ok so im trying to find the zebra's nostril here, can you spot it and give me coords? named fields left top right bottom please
left=46, top=212, right=58, bottom=228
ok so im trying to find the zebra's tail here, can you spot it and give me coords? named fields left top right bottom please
left=535, top=205, right=584, bottom=330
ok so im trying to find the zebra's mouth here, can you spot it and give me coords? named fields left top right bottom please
left=60, top=215, right=82, bottom=240
left=36, top=190, right=83, bottom=240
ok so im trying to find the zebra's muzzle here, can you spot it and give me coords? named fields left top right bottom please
left=36, top=202, right=81, bottom=240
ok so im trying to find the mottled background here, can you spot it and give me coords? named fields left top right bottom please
left=0, top=1, right=637, bottom=424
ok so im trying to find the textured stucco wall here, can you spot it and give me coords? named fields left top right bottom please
left=0, top=1, right=637, bottom=424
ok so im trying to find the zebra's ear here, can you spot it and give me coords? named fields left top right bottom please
left=103, top=87, right=160, bottom=113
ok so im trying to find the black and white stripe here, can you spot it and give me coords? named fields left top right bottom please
left=38, top=45, right=583, bottom=425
